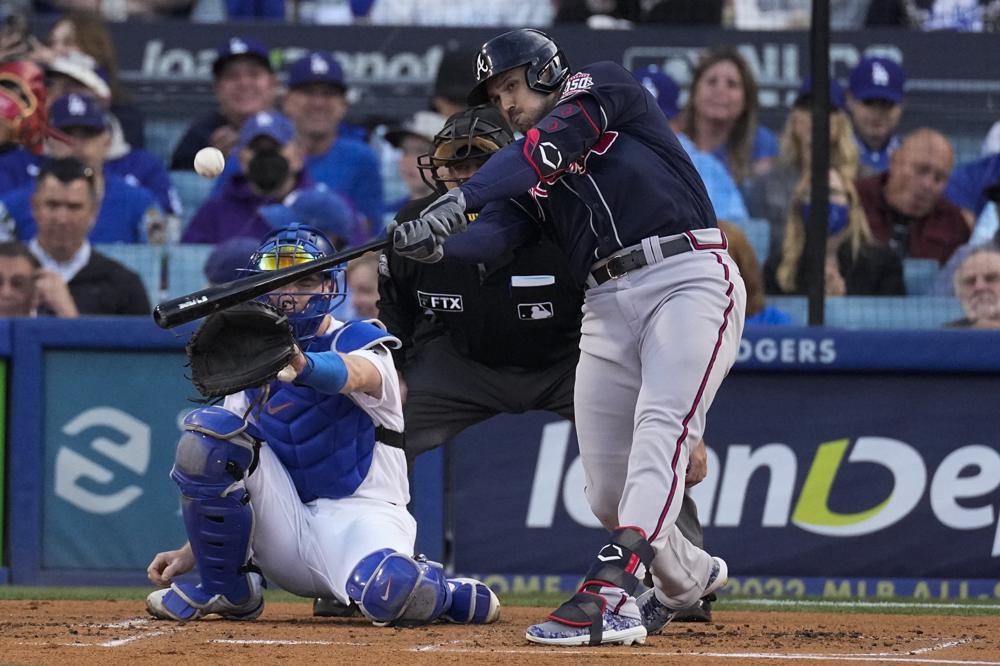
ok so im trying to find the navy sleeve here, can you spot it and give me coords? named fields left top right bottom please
left=443, top=198, right=538, bottom=264
left=460, top=62, right=648, bottom=210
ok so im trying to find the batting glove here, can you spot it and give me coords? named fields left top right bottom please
left=393, top=218, right=445, bottom=263
left=419, top=189, right=468, bottom=237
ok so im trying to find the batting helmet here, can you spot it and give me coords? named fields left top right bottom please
left=244, top=224, right=346, bottom=340
left=417, top=105, right=514, bottom=193
left=467, top=28, right=570, bottom=106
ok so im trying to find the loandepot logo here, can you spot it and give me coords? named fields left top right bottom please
left=527, top=427, right=1000, bottom=557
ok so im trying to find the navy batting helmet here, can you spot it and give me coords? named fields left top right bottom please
left=417, top=105, right=514, bottom=193
left=467, top=28, right=570, bottom=106
left=243, top=224, right=346, bottom=340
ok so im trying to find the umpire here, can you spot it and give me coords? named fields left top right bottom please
left=380, top=105, right=581, bottom=454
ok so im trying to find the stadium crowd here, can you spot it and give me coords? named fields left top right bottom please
left=0, top=5, right=998, bottom=327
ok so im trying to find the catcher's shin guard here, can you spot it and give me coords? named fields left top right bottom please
left=346, top=550, right=453, bottom=626
left=170, top=408, right=262, bottom=601
left=540, top=527, right=654, bottom=646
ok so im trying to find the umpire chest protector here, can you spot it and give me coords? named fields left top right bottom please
left=246, top=320, right=399, bottom=503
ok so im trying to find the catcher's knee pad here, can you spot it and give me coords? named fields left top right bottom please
left=345, top=550, right=451, bottom=626
left=171, top=407, right=262, bottom=597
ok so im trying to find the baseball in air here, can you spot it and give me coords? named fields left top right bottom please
left=194, top=147, right=226, bottom=177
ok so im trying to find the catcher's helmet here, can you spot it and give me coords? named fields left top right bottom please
left=244, top=224, right=346, bottom=340
left=467, top=28, right=570, bottom=106
left=417, top=105, right=514, bottom=193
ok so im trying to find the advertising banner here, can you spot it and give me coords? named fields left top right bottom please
left=42, top=351, right=192, bottom=570
left=75, top=22, right=1000, bottom=132
left=450, top=344, right=1000, bottom=581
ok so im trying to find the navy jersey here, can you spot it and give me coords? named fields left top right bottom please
left=460, top=61, right=716, bottom=284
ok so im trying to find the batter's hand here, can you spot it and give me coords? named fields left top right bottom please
left=147, top=542, right=195, bottom=587
left=419, top=188, right=467, bottom=237
left=393, top=218, right=445, bottom=263
left=686, top=439, right=708, bottom=487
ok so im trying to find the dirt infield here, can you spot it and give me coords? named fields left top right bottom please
left=3, top=600, right=1000, bottom=666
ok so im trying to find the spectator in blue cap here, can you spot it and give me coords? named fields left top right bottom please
left=635, top=66, right=750, bottom=224
left=633, top=66, right=680, bottom=121
left=203, top=236, right=261, bottom=286
left=846, top=56, right=906, bottom=176
left=745, top=77, right=859, bottom=256
left=0, top=94, right=165, bottom=244
left=182, top=110, right=313, bottom=244
left=171, top=37, right=278, bottom=171
left=281, top=51, right=384, bottom=238
left=257, top=187, right=363, bottom=248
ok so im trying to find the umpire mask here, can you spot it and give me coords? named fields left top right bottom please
left=247, top=147, right=290, bottom=194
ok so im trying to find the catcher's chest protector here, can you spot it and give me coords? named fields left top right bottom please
left=246, top=328, right=378, bottom=503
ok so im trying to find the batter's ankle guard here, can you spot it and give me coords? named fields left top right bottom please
left=549, top=527, right=655, bottom=646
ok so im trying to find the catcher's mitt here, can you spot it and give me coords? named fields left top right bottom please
left=0, top=59, right=49, bottom=154
left=186, top=301, right=298, bottom=398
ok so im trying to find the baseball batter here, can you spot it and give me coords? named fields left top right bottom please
left=394, top=29, right=746, bottom=646
left=145, top=224, right=499, bottom=627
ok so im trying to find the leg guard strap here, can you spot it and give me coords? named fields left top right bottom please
left=549, top=590, right=607, bottom=646
left=580, top=526, right=654, bottom=596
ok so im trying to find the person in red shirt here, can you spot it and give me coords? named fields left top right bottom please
left=855, top=128, right=970, bottom=264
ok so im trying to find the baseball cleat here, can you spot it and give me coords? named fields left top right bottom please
left=313, top=597, right=361, bottom=618
left=146, top=573, right=264, bottom=621
left=638, top=556, right=727, bottom=635
left=442, top=578, right=501, bottom=624
left=672, top=593, right=716, bottom=623
left=526, top=610, right=646, bottom=646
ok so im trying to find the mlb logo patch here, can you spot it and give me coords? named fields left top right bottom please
left=518, top=302, right=554, bottom=320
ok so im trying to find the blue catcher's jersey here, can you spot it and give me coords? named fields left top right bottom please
left=237, top=319, right=407, bottom=505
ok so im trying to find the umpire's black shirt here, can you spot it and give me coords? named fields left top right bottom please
left=378, top=194, right=583, bottom=370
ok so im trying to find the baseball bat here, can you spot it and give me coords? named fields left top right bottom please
left=153, top=238, right=389, bottom=329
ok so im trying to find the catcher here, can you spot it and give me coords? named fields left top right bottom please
left=145, top=224, right=500, bottom=627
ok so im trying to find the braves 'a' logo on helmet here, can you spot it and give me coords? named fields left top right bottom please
left=475, top=52, right=493, bottom=82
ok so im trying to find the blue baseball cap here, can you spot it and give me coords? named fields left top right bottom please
left=633, top=67, right=680, bottom=119
left=849, top=56, right=905, bottom=104
left=259, top=188, right=354, bottom=243
left=203, top=236, right=261, bottom=285
left=238, top=111, right=295, bottom=150
left=213, top=36, right=272, bottom=78
left=287, top=52, right=345, bottom=91
left=49, top=93, right=108, bottom=132
left=794, top=77, right=846, bottom=110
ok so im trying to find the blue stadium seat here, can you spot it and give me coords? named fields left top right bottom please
left=164, top=244, right=215, bottom=300
left=765, top=296, right=808, bottom=325
left=145, top=119, right=188, bottom=165
left=94, top=243, right=164, bottom=306
left=825, top=296, right=964, bottom=329
left=903, top=258, right=940, bottom=295
left=731, top=218, right=771, bottom=264
left=170, top=171, right=216, bottom=229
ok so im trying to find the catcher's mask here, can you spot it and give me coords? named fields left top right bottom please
left=243, top=224, right=345, bottom=340
left=417, top=105, right=514, bottom=194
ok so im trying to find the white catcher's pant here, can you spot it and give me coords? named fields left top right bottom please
left=575, top=228, right=746, bottom=609
left=245, top=445, right=417, bottom=604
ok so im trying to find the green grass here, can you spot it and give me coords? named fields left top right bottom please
left=2, top=587, right=999, bottom=617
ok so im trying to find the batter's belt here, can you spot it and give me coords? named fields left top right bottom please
left=588, top=234, right=693, bottom=287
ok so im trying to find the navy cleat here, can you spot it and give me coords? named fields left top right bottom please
left=441, top=578, right=501, bottom=624
left=526, top=590, right=646, bottom=646
left=146, top=572, right=264, bottom=622
left=313, top=597, right=361, bottom=618
left=638, top=557, right=727, bottom=635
